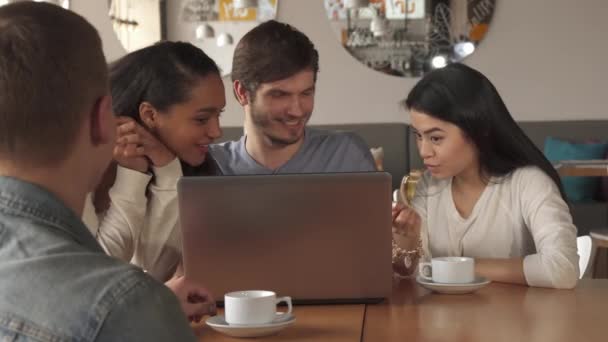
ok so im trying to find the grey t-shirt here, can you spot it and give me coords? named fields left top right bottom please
left=209, top=128, right=376, bottom=174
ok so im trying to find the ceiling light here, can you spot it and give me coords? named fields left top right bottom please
left=217, top=32, right=234, bottom=47
left=195, top=24, right=215, bottom=39
left=431, top=55, right=448, bottom=69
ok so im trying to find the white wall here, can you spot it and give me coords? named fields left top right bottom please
left=71, top=0, right=125, bottom=61
left=109, top=0, right=162, bottom=52
left=165, top=1, right=262, bottom=77
left=72, top=0, right=608, bottom=126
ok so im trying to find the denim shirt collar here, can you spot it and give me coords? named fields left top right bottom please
left=0, top=176, right=102, bottom=252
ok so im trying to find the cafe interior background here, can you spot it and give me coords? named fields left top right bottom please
left=17, top=0, right=604, bottom=264
left=59, top=0, right=607, bottom=242
left=69, top=0, right=606, bottom=127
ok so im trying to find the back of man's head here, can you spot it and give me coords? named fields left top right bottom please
left=231, top=20, right=319, bottom=97
left=0, top=2, right=107, bottom=167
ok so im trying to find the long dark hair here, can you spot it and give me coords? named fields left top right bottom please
left=109, top=41, right=220, bottom=121
left=91, top=42, right=221, bottom=213
left=404, top=63, right=566, bottom=200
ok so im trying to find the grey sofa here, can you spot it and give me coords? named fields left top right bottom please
left=520, top=120, right=608, bottom=236
left=219, top=121, right=608, bottom=235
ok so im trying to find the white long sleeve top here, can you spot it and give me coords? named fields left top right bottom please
left=83, top=159, right=183, bottom=281
left=412, top=166, right=579, bottom=289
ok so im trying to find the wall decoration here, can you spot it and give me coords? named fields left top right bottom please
left=324, top=0, right=496, bottom=77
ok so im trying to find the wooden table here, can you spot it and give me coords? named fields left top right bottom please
left=555, top=160, right=608, bottom=177
left=198, top=278, right=608, bottom=341
left=364, top=278, right=608, bottom=342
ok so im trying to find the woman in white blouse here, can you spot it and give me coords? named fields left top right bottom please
left=392, top=63, right=578, bottom=289
left=85, top=41, right=225, bottom=282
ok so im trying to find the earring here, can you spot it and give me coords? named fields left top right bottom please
left=143, top=118, right=155, bottom=130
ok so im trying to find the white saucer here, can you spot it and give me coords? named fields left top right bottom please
left=416, top=276, right=491, bottom=294
left=206, top=313, right=296, bottom=338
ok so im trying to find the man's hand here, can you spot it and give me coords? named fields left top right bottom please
left=165, top=275, right=216, bottom=323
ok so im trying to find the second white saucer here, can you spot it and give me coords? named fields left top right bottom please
left=416, top=276, right=491, bottom=294
left=206, top=313, right=296, bottom=338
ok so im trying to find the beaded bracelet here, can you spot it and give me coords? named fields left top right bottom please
left=391, top=238, right=423, bottom=277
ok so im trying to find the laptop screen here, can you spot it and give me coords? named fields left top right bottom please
left=178, top=172, right=393, bottom=304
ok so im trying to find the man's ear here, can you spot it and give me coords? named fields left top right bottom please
left=139, top=101, right=158, bottom=130
left=90, top=95, right=114, bottom=146
left=233, top=80, right=251, bottom=106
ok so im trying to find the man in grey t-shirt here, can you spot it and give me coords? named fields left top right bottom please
left=211, top=128, right=376, bottom=174
left=209, top=20, right=376, bottom=174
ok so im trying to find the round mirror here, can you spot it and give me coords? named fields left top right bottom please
left=108, top=0, right=279, bottom=76
left=324, top=0, right=496, bottom=77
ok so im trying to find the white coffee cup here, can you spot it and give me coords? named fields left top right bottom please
left=224, top=290, right=292, bottom=326
left=419, top=257, right=475, bottom=284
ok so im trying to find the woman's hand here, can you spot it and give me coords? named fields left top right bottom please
left=114, top=117, right=148, bottom=173
left=392, top=202, right=421, bottom=250
left=114, top=117, right=176, bottom=171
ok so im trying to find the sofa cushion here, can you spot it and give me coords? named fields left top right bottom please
left=569, top=202, right=608, bottom=236
left=370, top=147, right=384, bottom=171
left=543, top=136, right=608, bottom=202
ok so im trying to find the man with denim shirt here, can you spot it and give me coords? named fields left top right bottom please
left=0, top=3, right=207, bottom=341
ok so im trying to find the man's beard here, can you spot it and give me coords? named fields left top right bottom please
left=250, top=107, right=308, bottom=146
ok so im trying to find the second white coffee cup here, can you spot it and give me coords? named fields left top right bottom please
left=419, top=257, right=475, bottom=284
left=224, top=290, right=292, bottom=326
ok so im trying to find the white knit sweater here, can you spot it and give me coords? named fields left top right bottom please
left=412, top=166, right=579, bottom=289
left=83, top=158, right=183, bottom=281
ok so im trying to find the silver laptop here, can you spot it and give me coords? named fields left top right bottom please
left=178, top=172, right=393, bottom=304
